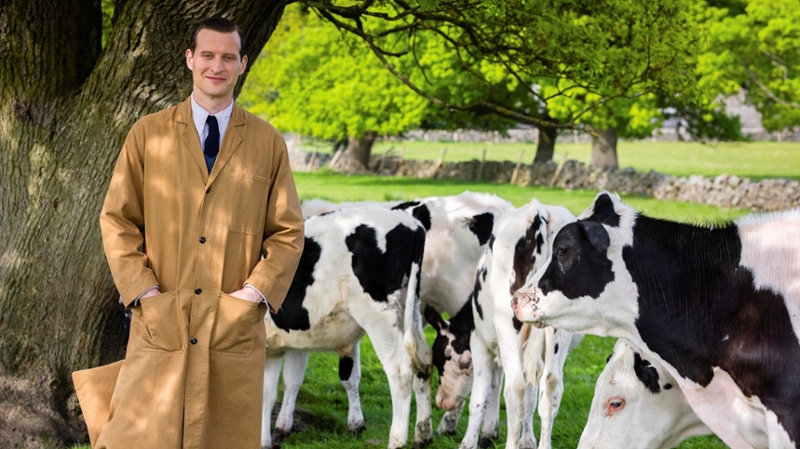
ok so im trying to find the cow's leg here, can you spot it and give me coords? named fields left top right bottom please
left=536, top=328, right=571, bottom=449
left=522, top=383, right=537, bottom=449
left=413, top=365, right=434, bottom=448
left=339, top=341, right=366, bottom=434
left=458, top=334, right=494, bottom=449
left=478, top=361, right=504, bottom=448
left=497, top=326, right=539, bottom=449
left=435, top=403, right=464, bottom=436
left=356, top=319, right=414, bottom=449
left=273, top=350, right=309, bottom=444
left=262, top=356, right=283, bottom=449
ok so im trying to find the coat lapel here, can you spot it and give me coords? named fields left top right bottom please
left=207, top=104, right=245, bottom=186
left=175, top=98, right=210, bottom=184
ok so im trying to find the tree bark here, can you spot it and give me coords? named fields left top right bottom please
left=0, top=0, right=288, bottom=446
left=533, top=124, right=557, bottom=163
left=590, top=127, right=619, bottom=169
left=337, top=131, right=378, bottom=171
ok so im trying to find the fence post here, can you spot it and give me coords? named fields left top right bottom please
left=395, top=145, right=406, bottom=176
left=549, top=152, right=569, bottom=187
left=431, top=148, right=448, bottom=178
left=510, top=149, right=525, bottom=185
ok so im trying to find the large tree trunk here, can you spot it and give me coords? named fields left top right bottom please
left=590, top=127, right=619, bottom=169
left=533, top=124, right=557, bottom=163
left=336, top=131, right=378, bottom=171
left=0, top=1, right=287, bottom=446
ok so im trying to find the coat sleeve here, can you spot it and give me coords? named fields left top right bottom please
left=245, top=134, right=304, bottom=313
left=99, top=123, right=158, bottom=308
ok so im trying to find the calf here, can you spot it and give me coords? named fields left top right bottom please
left=426, top=200, right=580, bottom=449
left=261, top=206, right=430, bottom=449
left=578, top=339, right=710, bottom=449
left=512, top=192, right=800, bottom=449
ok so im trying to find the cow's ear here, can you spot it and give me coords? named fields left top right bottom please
left=424, top=305, right=445, bottom=331
left=589, top=193, right=621, bottom=227
left=578, top=221, right=610, bottom=254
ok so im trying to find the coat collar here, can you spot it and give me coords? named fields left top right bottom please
left=175, top=96, right=247, bottom=186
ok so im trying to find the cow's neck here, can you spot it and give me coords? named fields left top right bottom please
left=622, top=215, right=743, bottom=386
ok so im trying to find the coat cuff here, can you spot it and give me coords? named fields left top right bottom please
left=119, top=272, right=159, bottom=308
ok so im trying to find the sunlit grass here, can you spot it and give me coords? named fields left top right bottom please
left=301, top=139, right=800, bottom=181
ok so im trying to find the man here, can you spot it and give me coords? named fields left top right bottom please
left=91, top=17, right=304, bottom=449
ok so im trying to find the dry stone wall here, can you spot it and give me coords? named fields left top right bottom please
left=289, top=149, right=800, bottom=211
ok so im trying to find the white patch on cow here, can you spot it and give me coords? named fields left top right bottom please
left=578, top=340, right=710, bottom=449
left=737, top=209, right=800, bottom=346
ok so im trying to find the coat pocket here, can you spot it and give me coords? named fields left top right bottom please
left=227, top=172, right=270, bottom=236
left=132, top=290, right=185, bottom=352
left=210, top=292, right=264, bottom=356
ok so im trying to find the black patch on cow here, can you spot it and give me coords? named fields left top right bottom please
left=488, top=234, right=496, bottom=252
left=578, top=220, right=610, bottom=254
left=392, top=202, right=432, bottom=231
left=510, top=215, right=543, bottom=296
left=606, top=353, right=614, bottom=364
left=318, top=210, right=335, bottom=217
left=345, top=223, right=420, bottom=303
left=537, top=222, right=615, bottom=299
left=271, top=237, right=320, bottom=332
left=623, top=215, right=800, bottom=443
left=466, top=212, right=494, bottom=245
left=430, top=301, right=475, bottom=378
left=392, top=201, right=420, bottom=211
left=554, top=343, right=560, bottom=354
left=470, top=265, right=487, bottom=321
left=339, top=356, right=354, bottom=381
left=633, top=352, right=661, bottom=394
left=585, top=193, right=621, bottom=227
left=512, top=316, right=523, bottom=332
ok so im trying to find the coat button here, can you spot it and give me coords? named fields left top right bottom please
left=199, top=237, right=206, bottom=244
left=205, top=188, right=211, bottom=194
left=190, top=338, right=198, bottom=345
left=195, top=288, right=202, bottom=295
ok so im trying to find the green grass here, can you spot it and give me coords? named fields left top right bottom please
left=66, top=172, right=742, bottom=449
left=301, top=139, right=800, bottom=181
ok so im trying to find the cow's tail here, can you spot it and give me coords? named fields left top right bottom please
left=520, top=323, right=547, bottom=386
left=404, top=225, right=431, bottom=379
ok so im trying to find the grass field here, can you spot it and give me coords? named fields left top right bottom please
left=67, top=172, right=745, bottom=449
left=301, top=139, right=800, bottom=181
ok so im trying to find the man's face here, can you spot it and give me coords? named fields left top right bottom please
left=186, top=29, right=248, bottom=102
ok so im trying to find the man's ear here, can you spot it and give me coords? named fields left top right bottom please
left=578, top=220, right=610, bottom=254
left=186, top=49, right=194, bottom=70
left=424, top=305, right=445, bottom=332
left=240, top=54, right=248, bottom=73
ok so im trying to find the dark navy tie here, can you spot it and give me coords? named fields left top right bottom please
left=204, top=115, right=220, bottom=159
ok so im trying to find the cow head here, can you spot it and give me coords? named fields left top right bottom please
left=577, top=340, right=710, bottom=449
left=424, top=305, right=473, bottom=411
left=511, top=192, right=640, bottom=337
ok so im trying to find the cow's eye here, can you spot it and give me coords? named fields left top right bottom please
left=607, top=398, right=625, bottom=415
left=556, top=246, right=569, bottom=257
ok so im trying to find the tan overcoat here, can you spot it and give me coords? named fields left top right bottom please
left=85, top=97, right=304, bottom=449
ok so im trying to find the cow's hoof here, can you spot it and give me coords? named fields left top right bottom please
left=271, top=428, right=291, bottom=445
left=479, top=436, right=495, bottom=448
left=349, top=423, right=366, bottom=437
left=413, top=438, right=433, bottom=449
left=435, top=429, right=456, bottom=437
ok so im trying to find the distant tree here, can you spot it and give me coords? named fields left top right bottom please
left=307, top=0, right=704, bottom=164
left=241, top=4, right=519, bottom=168
left=700, top=0, right=800, bottom=132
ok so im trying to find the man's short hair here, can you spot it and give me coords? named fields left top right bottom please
left=188, top=17, right=247, bottom=58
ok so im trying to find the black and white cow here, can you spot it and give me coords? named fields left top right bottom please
left=512, top=192, right=800, bottom=449
left=264, top=193, right=513, bottom=441
left=261, top=206, right=430, bottom=449
left=579, top=339, right=710, bottom=449
left=425, top=200, right=581, bottom=449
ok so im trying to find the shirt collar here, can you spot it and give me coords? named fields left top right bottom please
left=190, top=94, right=234, bottom=135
